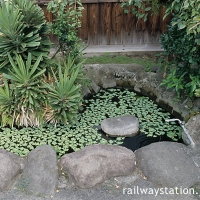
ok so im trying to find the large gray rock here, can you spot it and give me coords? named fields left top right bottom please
left=0, top=149, right=25, bottom=169
left=182, top=114, right=200, bottom=145
left=61, top=144, right=136, bottom=188
left=194, top=98, right=200, bottom=110
left=101, top=115, right=139, bottom=137
left=136, top=142, right=200, bottom=188
left=20, top=145, right=58, bottom=197
left=183, top=144, right=200, bottom=171
left=0, top=151, right=21, bottom=192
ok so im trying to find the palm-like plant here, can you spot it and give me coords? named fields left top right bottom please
left=0, top=0, right=51, bottom=72
left=55, top=54, right=88, bottom=86
left=0, top=0, right=85, bottom=127
left=0, top=78, right=16, bottom=127
left=3, top=53, right=46, bottom=127
left=44, top=62, right=82, bottom=124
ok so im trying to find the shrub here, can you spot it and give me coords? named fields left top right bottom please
left=2, top=53, right=46, bottom=127
left=47, top=0, right=84, bottom=60
left=164, top=0, right=200, bottom=42
left=0, top=0, right=86, bottom=127
left=0, top=53, right=85, bottom=127
left=0, top=0, right=51, bottom=72
left=0, top=78, right=16, bottom=127
left=160, top=19, right=200, bottom=97
left=121, top=0, right=169, bottom=21
left=44, top=56, right=83, bottom=125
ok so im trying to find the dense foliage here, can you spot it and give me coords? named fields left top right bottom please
left=120, top=0, right=169, bottom=21
left=164, top=0, right=200, bottom=39
left=0, top=0, right=51, bottom=72
left=160, top=22, right=200, bottom=97
left=160, top=0, right=200, bottom=98
left=47, top=0, right=84, bottom=59
left=121, top=0, right=200, bottom=98
left=44, top=57, right=83, bottom=125
left=0, top=0, right=85, bottom=127
left=0, top=53, right=84, bottom=127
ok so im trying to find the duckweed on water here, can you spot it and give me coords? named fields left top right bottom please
left=0, top=88, right=182, bottom=158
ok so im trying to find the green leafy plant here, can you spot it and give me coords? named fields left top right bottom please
left=47, top=0, right=84, bottom=60
left=159, top=0, right=200, bottom=97
left=0, top=78, right=15, bottom=127
left=56, top=54, right=89, bottom=86
left=195, top=85, right=200, bottom=97
left=164, top=0, right=200, bottom=41
left=44, top=59, right=82, bottom=124
left=185, top=75, right=200, bottom=97
left=3, top=53, right=46, bottom=127
left=160, top=20, right=200, bottom=97
left=0, top=0, right=51, bottom=72
left=160, top=68, right=185, bottom=97
left=0, top=53, right=85, bottom=127
left=120, top=0, right=167, bottom=21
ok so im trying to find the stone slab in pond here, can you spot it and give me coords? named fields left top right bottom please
left=60, top=144, right=136, bottom=188
left=136, top=142, right=200, bottom=188
left=101, top=115, right=139, bottom=137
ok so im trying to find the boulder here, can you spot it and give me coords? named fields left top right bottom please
left=183, top=144, right=200, bottom=171
left=182, top=114, right=200, bottom=145
left=194, top=98, right=200, bottom=109
left=61, top=144, right=136, bottom=188
left=0, top=148, right=25, bottom=169
left=135, top=142, right=200, bottom=188
left=0, top=151, right=21, bottom=192
left=20, top=145, right=58, bottom=197
left=101, top=115, right=139, bottom=137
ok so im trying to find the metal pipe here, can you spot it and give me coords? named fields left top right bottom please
left=165, top=119, right=195, bottom=148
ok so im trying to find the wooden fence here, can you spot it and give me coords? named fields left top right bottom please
left=38, top=0, right=171, bottom=45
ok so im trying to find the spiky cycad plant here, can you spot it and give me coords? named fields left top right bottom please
left=44, top=61, right=82, bottom=125
left=3, top=53, right=46, bottom=127
left=0, top=78, right=16, bottom=127
left=0, top=0, right=51, bottom=72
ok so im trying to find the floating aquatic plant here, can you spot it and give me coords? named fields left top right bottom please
left=0, top=88, right=182, bottom=158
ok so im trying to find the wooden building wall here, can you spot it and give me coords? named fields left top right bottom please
left=38, top=0, right=171, bottom=45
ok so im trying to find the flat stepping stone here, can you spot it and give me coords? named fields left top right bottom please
left=101, top=115, right=139, bottom=137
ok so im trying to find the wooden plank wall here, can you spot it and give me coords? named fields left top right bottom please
left=39, top=1, right=171, bottom=45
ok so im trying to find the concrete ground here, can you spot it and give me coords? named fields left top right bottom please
left=50, top=44, right=163, bottom=58
left=82, top=44, right=163, bottom=57
left=0, top=175, right=199, bottom=200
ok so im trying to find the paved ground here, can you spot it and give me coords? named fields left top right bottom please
left=0, top=175, right=199, bottom=200
left=83, top=44, right=163, bottom=56
left=50, top=44, right=163, bottom=57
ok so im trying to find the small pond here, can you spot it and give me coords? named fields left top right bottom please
left=0, top=88, right=183, bottom=158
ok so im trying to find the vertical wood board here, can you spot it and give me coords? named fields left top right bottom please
left=39, top=2, right=170, bottom=45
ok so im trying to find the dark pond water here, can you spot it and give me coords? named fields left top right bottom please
left=84, top=87, right=184, bottom=152
left=95, top=125, right=183, bottom=152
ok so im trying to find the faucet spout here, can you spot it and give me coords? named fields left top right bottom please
left=165, top=119, right=195, bottom=148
